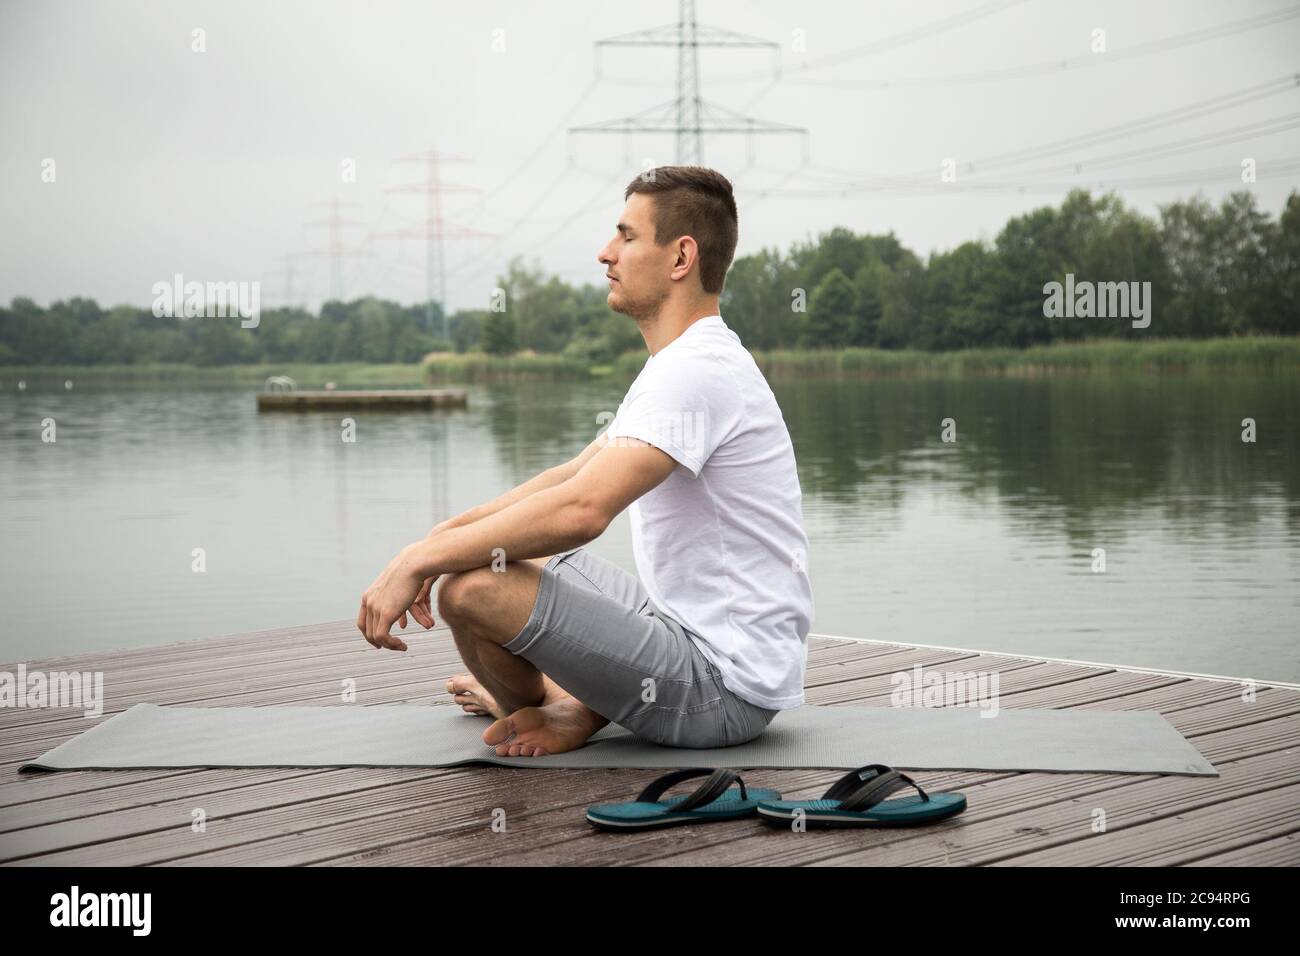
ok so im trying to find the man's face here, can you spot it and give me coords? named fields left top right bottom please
left=597, top=193, right=673, bottom=320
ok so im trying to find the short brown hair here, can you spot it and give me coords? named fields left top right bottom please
left=624, top=166, right=738, bottom=294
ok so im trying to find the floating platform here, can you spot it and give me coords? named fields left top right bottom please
left=1, top=624, right=1296, bottom=866
left=257, top=389, right=467, bottom=411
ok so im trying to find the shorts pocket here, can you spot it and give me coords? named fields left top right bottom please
left=617, top=703, right=662, bottom=744
left=723, top=695, right=778, bottom=747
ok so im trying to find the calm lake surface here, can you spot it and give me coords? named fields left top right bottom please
left=1, top=373, right=1296, bottom=682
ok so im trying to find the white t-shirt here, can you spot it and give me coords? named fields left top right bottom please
left=604, top=314, right=814, bottom=709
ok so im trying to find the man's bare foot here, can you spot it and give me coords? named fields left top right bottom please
left=482, top=696, right=608, bottom=757
left=445, top=674, right=503, bottom=717
left=445, top=673, right=573, bottom=718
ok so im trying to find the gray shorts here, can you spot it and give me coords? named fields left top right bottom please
left=502, top=547, right=779, bottom=748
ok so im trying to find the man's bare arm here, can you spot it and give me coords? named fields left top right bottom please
left=420, top=437, right=676, bottom=572
left=430, top=432, right=609, bottom=535
left=365, top=433, right=609, bottom=648
left=358, top=438, right=677, bottom=648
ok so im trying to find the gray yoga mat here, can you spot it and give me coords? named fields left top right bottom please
left=19, top=702, right=1216, bottom=776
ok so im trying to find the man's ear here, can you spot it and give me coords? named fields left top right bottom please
left=672, top=236, right=696, bottom=280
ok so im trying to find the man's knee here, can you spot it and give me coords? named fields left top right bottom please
left=438, top=559, right=548, bottom=642
left=437, top=568, right=494, bottom=623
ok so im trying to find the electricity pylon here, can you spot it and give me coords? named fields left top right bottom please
left=570, top=0, right=807, bottom=165
left=306, top=198, right=370, bottom=304
left=370, top=148, right=496, bottom=340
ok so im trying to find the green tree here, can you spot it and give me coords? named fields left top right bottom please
left=876, top=252, right=926, bottom=349
left=800, top=267, right=857, bottom=348
left=481, top=309, right=518, bottom=355
left=850, top=262, right=885, bottom=346
left=920, top=242, right=995, bottom=350
left=449, top=310, right=484, bottom=353
left=1255, top=191, right=1300, bottom=333
left=1158, top=192, right=1270, bottom=337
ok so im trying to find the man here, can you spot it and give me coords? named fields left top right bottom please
left=357, top=165, right=813, bottom=756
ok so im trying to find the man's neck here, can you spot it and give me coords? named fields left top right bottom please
left=638, top=302, right=721, bottom=356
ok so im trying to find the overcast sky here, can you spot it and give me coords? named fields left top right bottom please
left=2, top=0, right=1298, bottom=314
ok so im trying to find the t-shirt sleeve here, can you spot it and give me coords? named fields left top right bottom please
left=603, top=350, right=744, bottom=478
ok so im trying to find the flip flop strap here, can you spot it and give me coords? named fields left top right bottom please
left=635, top=768, right=747, bottom=812
left=821, top=763, right=894, bottom=802
left=836, top=769, right=930, bottom=813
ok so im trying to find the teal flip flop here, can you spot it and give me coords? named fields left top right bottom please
left=586, top=768, right=782, bottom=831
left=756, top=763, right=966, bottom=828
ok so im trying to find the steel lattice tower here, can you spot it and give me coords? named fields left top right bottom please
left=570, top=0, right=806, bottom=165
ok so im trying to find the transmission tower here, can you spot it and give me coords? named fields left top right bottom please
left=570, top=0, right=806, bottom=165
left=306, top=198, right=370, bottom=304
left=267, top=253, right=303, bottom=310
left=370, top=148, right=496, bottom=341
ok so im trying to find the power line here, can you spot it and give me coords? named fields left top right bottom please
left=784, top=73, right=1300, bottom=191
left=739, top=125, right=1300, bottom=198
left=443, top=164, right=631, bottom=295
left=439, top=161, right=604, bottom=290
left=829, top=155, right=1300, bottom=196
left=459, top=77, right=602, bottom=222
left=780, top=6, right=1300, bottom=92
left=1000, top=113, right=1300, bottom=180
left=934, top=74, right=1300, bottom=179
left=569, top=0, right=807, bottom=165
left=708, top=0, right=1034, bottom=89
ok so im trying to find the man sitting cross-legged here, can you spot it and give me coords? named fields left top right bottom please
left=356, top=165, right=813, bottom=757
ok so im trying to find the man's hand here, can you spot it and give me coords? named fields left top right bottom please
left=357, top=543, right=437, bottom=651
left=404, top=576, right=438, bottom=630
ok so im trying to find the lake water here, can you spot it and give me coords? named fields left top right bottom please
left=1, top=373, right=1296, bottom=682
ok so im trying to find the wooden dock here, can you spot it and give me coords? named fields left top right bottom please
left=257, top=389, right=467, bottom=411
left=1, top=623, right=1296, bottom=866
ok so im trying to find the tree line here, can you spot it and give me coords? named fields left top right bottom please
left=2, top=188, right=1295, bottom=368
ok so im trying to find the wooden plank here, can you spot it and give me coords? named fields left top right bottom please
left=1190, top=831, right=1300, bottom=866
left=4, top=620, right=366, bottom=674
left=0, top=767, right=455, bottom=865
left=988, top=777, right=1300, bottom=867
left=0, top=645, right=464, bottom=744
left=810, top=659, right=1123, bottom=705
left=0, top=768, right=328, bottom=828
